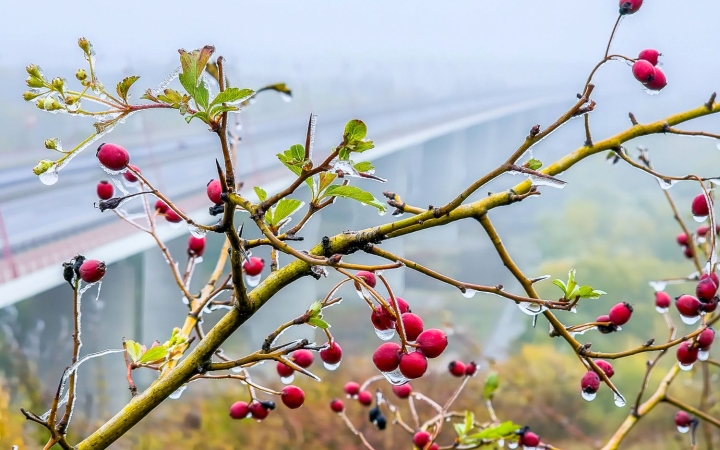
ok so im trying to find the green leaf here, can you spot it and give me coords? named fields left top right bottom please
left=184, top=111, right=209, bottom=124
left=157, top=88, right=184, bottom=105
left=210, top=87, right=254, bottom=106
left=483, top=372, right=499, bottom=400
left=116, top=76, right=140, bottom=103
left=178, top=45, right=214, bottom=100
left=126, top=340, right=142, bottom=363
left=552, top=279, right=567, bottom=294
left=318, top=172, right=338, bottom=193
left=576, top=285, right=594, bottom=298
left=525, top=158, right=543, bottom=170
left=352, top=140, right=375, bottom=153
left=353, top=161, right=374, bottom=173
left=324, top=185, right=386, bottom=212
left=344, top=119, right=367, bottom=142
left=454, top=423, right=466, bottom=438
left=464, top=410, right=475, bottom=435
left=289, top=144, right=305, bottom=161
left=566, top=269, right=577, bottom=297
left=309, top=301, right=323, bottom=315
left=466, top=421, right=521, bottom=441
left=254, top=186, right=267, bottom=202
left=195, top=81, right=209, bottom=109
left=593, top=289, right=608, bottom=297
left=271, top=198, right=303, bottom=226
left=138, top=346, right=168, bottom=364
left=308, top=317, right=330, bottom=329
left=209, top=104, right=240, bottom=118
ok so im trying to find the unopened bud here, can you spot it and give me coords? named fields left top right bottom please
left=36, top=99, right=46, bottom=110
left=75, top=69, right=87, bottom=81
left=44, top=138, right=58, bottom=150
left=43, top=96, right=61, bottom=111
left=23, top=91, right=41, bottom=101
left=26, top=64, right=41, bottom=77
left=26, top=76, right=44, bottom=88
left=78, top=37, right=91, bottom=53
left=32, top=159, right=55, bottom=175
left=51, top=77, right=65, bottom=91
left=64, top=95, right=78, bottom=105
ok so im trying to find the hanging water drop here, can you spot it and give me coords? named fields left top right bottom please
left=497, top=439, right=505, bottom=448
left=517, top=302, right=547, bottom=316
left=648, top=281, right=668, bottom=292
left=655, top=177, right=677, bottom=190
left=169, top=385, right=187, bottom=399
left=230, top=367, right=243, bottom=373
left=280, top=375, right=295, bottom=385
left=168, top=220, right=183, bottom=230
left=374, top=328, right=396, bottom=341
left=698, top=349, right=710, bottom=361
left=245, top=274, right=262, bottom=287
left=280, top=93, right=292, bottom=103
left=188, top=224, right=207, bottom=238
left=380, top=368, right=409, bottom=385
left=694, top=214, right=709, bottom=223
left=643, top=87, right=661, bottom=96
left=677, top=425, right=690, bottom=434
left=613, top=392, right=626, bottom=407
left=39, top=166, right=59, bottom=185
left=655, top=306, right=669, bottom=313
left=581, top=391, right=597, bottom=401
left=324, top=361, right=341, bottom=371
left=680, top=314, right=702, bottom=325
left=508, top=442, right=519, bottom=449
left=461, top=289, right=477, bottom=299
left=678, top=362, right=694, bottom=371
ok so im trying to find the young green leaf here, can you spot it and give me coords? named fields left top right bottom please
left=137, top=346, right=168, bottom=365
left=463, top=411, right=475, bottom=435
left=525, top=158, right=543, bottom=170
left=552, top=279, right=567, bottom=295
left=308, top=317, right=330, bottom=329
left=210, top=87, right=254, bottom=106
left=116, top=76, right=140, bottom=104
left=194, top=81, right=209, bottom=109
left=270, top=198, right=304, bottom=226
left=454, top=423, right=467, bottom=438
left=309, top=301, right=323, bottom=315
left=318, top=172, right=338, bottom=193
left=324, top=185, right=387, bottom=212
left=184, top=111, right=210, bottom=124
left=466, top=421, right=521, bottom=441
left=343, top=119, right=367, bottom=142
left=566, top=269, right=577, bottom=296
left=289, top=144, right=305, bottom=161
left=483, top=372, right=499, bottom=400
left=125, top=340, right=142, bottom=363
left=254, top=186, right=268, bottom=202
left=353, top=161, right=375, bottom=173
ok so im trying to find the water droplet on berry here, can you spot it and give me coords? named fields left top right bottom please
left=581, top=391, right=597, bottom=401
left=508, top=442, right=519, bottom=449
left=280, top=375, right=295, bottom=384
left=245, top=274, right=262, bottom=287
left=613, top=392, right=626, bottom=407
left=655, top=306, right=669, bottom=313
left=39, top=166, right=59, bottom=185
left=169, top=385, right=187, bottom=399
left=680, top=314, right=702, bottom=325
left=168, top=220, right=183, bottom=230
left=677, top=425, right=690, bottom=434
left=694, top=214, right=709, bottom=223
left=678, top=362, right=694, bottom=371
left=188, top=224, right=207, bottom=238
left=374, top=327, right=396, bottom=341
left=323, top=361, right=341, bottom=371
left=643, top=87, right=661, bottom=96
left=517, top=302, right=547, bottom=316
left=381, top=368, right=409, bottom=385
left=698, top=349, right=710, bottom=361
left=461, top=289, right=477, bottom=298
left=649, top=281, right=668, bottom=291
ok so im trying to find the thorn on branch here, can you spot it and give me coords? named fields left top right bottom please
left=628, top=112, right=638, bottom=126
left=706, top=92, right=716, bottom=110
left=644, top=338, right=656, bottom=347
left=529, top=124, right=541, bottom=139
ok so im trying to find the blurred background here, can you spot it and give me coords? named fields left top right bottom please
left=2, top=1, right=720, bottom=449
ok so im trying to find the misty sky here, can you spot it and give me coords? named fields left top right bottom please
left=3, top=1, right=720, bottom=77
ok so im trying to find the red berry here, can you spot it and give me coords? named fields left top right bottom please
left=595, top=360, right=614, bottom=378
left=428, top=444, right=439, bottom=450
left=78, top=259, right=106, bottom=283
left=677, top=341, right=699, bottom=365
left=521, top=431, right=541, bottom=447
left=206, top=179, right=222, bottom=205
left=371, top=305, right=395, bottom=331
left=684, top=246, right=694, bottom=259
left=692, top=194, right=710, bottom=218
left=229, top=401, right=250, bottom=419
left=344, top=382, right=360, bottom=396
left=397, top=313, right=424, bottom=341
left=655, top=291, right=671, bottom=309
left=291, top=349, right=314, bottom=368
left=399, top=351, right=428, bottom=379
left=188, top=236, right=206, bottom=257
left=281, top=385, right=305, bottom=409
left=155, top=200, right=169, bottom=213
left=465, top=362, right=478, bottom=376
left=96, top=180, right=113, bottom=200
left=632, top=60, right=655, bottom=83
left=416, top=329, right=448, bottom=358
left=698, top=328, right=715, bottom=350
left=357, top=390, right=372, bottom=406
left=413, top=431, right=431, bottom=447
left=320, top=342, right=343, bottom=365
left=676, top=295, right=702, bottom=318
left=638, top=49, right=660, bottom=66
left=696, top=278, right=718, bottom=302
left=619, top=0, right=642, bottom=14
left=96, top=143, right=130, bottom=171
left=165, top=209, right=182, bottom=223
left=581, top=371, right=601, bottom=394
left=356, top=270, right=376, bottom=288
left=645, top=67, right=667, bottom=91
left=701, top=296, right=718, bottom=313
left=608, top=302, right=633, bottom=326
left=448, top=361, right=466, bottom=377
left=276, top=361, right=294, bottom=378
left=243, top=257, right=264, bottom=276
left=675, top=410, right=693, bottom=427
left=596, top=314, right=617, bottom=334
left=248, top=401, right=269, bottom=420
left=697, top=225, right=710, bottom=237
left=703, top=272, right=720, bottom=284
left=123, top=164, right=141, bottom=183
left=392, top=383, right=412, bottom=399
left=373, top=342, right=401, bottom=372
left=330, top=399, right=345, bottom=413
left=395, top=297, right=411, bottom=314
left=677, top=233, right=689, bottom=246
